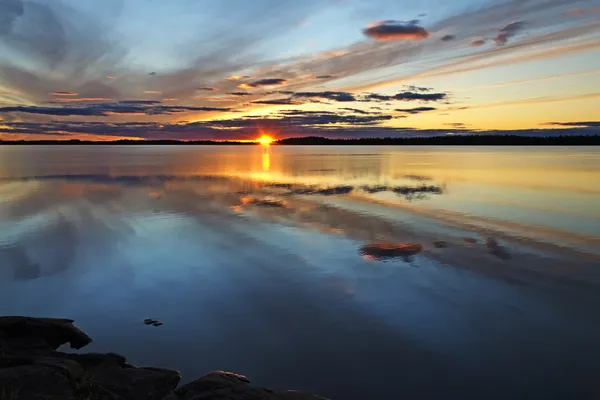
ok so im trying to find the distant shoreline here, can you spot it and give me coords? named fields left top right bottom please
left=1, top=135, right=599, bottom=146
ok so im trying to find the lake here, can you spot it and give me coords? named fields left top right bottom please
left=1, top=145, right=599, bottom=399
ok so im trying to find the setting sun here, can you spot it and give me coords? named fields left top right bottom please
left=257, top=135, right=275, bottom=146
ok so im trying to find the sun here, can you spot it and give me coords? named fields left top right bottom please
left=256, top=134, right=275, bottom=146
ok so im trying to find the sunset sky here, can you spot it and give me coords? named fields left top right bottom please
left=1, top=0, right=599, bottom=140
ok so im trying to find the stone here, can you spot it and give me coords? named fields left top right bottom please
left=0, top=317, right=326, bottom=400
left=486, top=238, right=511, bottom=260
left=0, top=316, right=92, bottom=352
left=433, top=241, right=448, bottom=248
left=176, top=371, right=327, bottom=400
left=360, top=242, right=423, bottom=260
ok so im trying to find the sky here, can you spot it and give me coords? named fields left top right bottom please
left=1, top=0, right=600, bottom=141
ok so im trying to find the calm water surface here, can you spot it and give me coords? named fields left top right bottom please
left=1, top=145, right=600, bottom=399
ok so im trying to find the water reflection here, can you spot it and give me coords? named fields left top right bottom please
left=0, top=146, right=600, bottom=399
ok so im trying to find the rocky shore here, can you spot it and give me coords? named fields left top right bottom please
left=0, top=317, right=327, bottom=400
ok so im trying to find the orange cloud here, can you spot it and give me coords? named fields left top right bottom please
left=144, top=90, right=162, bottom=94
left=471, top=39, right=486, bottom=46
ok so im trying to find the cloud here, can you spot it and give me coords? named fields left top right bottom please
left=395, top=107, right=437, bottom=114
left=363, top=20, right=429, bottom=41
left=294, top=91, right=356, bottom=102
left=228, top=92, right=252, bottom=96
left=148, top=72, right=157, bottom=76
left=393, top=91, right=447, bottom=101
left=238, top=78, right=288, bottom=89
left=493, top=21, right=526, bottom=45
left=0, top=101, right=230, bottom=116
left=226, top=75, right=248, bottom=81
left=144, top=91, right=162, bottom=94
left=51, top=97, right=114, bottom=103
left=52, top=91, right=78, bottom=96
left=545, top=121, right=600, bottom=127
left=444, top=122, right=469, bottom=128
left=315, top=75, right=335, bottom=79
left=363, top=91, right=447, bottom=102
left=471, top=39, right=486, bottom=47
left=196, top=87, right=219, bottom=92
left=441, top=34, right=456, bottom=41
left=251, top=98, right=299, bottom=105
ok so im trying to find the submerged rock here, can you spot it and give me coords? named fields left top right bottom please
left=144, top=318, right=164, bottom=327
left=360, top=242, right=424, bottom=261
left=0, top=316, right=326, bottom=400
left=486, top=238, right=511, bottom=260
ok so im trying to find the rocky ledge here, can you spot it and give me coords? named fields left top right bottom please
left=0, top=316, right=327, bottom=400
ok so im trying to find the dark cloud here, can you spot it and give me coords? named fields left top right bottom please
left=441, top=34, right=456, bottom=41
left=394, top=91, right=447, bottom=101
left=363, top=20, right=429, bottom=41
left=341, top=108, right=373, bottom=115
left=239, top=78, right=287, bottom=89
left=546, top=121, right=600, bottom=127
left=294, top=91, right=356, bottom=102
left=196, top=87, right=219, bottom=92
left=228, top=92, right=252, bottom=96
left=395, top=107, right=437, bottom=114
left=494, top=21, right=525, bottom=45
left=251, top=98, right=298, bottom=105
left=444, top=122, right=468, bottom=128
left=0, top=101, right=230, bottom=116
left=118, top=100, right=162, bottom=105
left=364, top=91, right=447, bottom=102
left=315, top=75, right=335, bottom=79
left=148, top=72, right=157, bottom=76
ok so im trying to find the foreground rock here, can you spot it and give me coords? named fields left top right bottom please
left=0, top=316, right=327, bottom=400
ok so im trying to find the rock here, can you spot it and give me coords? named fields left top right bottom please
left=144, top=318, right=163, bottom=327
left=0, top=363, right=78, bottom=400
left=176, top=370, right=327, bottom=400
left=486, top=238, right=511, bottom=260
left=0, top=316, right=92, bottom=352
left=0, top=317, right=326, bottom=400
left=360, top=242, right=423, bottom=260
left=433, top=241, right=448, bottom=248
left=85, top=365, right=180, bottom=400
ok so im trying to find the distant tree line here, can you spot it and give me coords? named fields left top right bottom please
left=0, top=135, right=598, bottom=145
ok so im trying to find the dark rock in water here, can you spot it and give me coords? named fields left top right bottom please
left=486, top=238, right=511, bottom=260
left=0, top=317, right=326, bottom=400
left=144, top=318, right=163, bottom=326
left=360, top=242, right=423, bottom=261
left=433, top=241, right=448, bottom=248
left=316, top=185, right=353, bottom=196
left=176, top=370, right=328, bottom=400
left=250, top=199, right=286, bottom=208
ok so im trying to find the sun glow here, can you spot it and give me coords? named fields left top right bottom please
left=257, top=135, right=275, bottom=145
